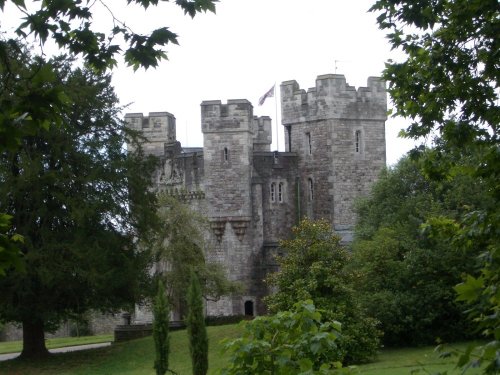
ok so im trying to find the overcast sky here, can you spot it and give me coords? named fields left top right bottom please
left=5, top=0, right=417, bottom=165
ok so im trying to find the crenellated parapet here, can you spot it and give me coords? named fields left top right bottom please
left=252, top=116, right=272, bottom=152
left=281, top=75, right=387, bottom=124
left=201, top=99, right=253, bottom=134
left=125, top=112, right=177, bottom=157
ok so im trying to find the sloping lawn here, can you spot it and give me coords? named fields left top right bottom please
left=0, top=325, right=483, bottom=375
left=0, top=324, right=242, bottom=375
left=357, top=342, right=484, bottom=375
left=0, top=334, right=113, bottom=355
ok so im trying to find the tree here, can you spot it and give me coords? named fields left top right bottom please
left=0, top=44, right=158, bottom=358
left=370, top=0, right=499, bottom=371
left=186, top=270, right=208, bottom=375
left=265, top=219, right=380, bottom=364
left=2, top=0, right=217, bottom=72
left=352, top=156, right=486, bottom=346
left=0, top=0, right=218, bottom=275
left=221, top=300, right=350, bottom=375
left=153, top=280, right=170, bottom=375
left=154, top=193, right=240, bottom=315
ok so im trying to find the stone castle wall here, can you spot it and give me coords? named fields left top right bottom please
left=281, top=75, right=386, bottom=240
left=126, top=73, right=386, bottom=317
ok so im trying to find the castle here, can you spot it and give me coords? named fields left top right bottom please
left=125, top=74, right=387, bottom=317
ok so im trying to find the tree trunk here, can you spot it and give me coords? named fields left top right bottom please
left=21, top=318, right=49, bottom=359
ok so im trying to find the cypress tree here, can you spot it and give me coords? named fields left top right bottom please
left=186, top=270, right=208, bottom=375
left=153, top=280, right=170, bottom=375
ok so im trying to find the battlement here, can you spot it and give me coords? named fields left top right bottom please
left=125, top=111, right=177, bottom=142
left=252, top=116, right=272, bottom=152
left=281, top=75, right=387, bottom=124
left=125, top=112, right=177, bottom=156
left=201, top=99, right=253, bottom=133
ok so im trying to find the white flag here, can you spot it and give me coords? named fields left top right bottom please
left=258, top=85, right=275, bottom=106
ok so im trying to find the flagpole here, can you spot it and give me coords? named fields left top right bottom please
left=275, top=81, right=279, bottom=151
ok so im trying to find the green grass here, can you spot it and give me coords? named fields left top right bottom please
left=0, top=324, right=242, bottom=375
left=0, top=334, right=113, bottom=355
left=357, top=342, right=484, bottom=375
left=0, top=325, right=483, bottom=375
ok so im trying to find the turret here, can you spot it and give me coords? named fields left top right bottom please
left=125, top=112, right=176, bottom=157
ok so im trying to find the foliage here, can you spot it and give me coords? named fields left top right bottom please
left=370, top=0, right=499, bottom=372
left=154, top=193, right=240, bottom=313
left=0, top=214, right=23, bottom=276
left=186, top=270, right=208, bottom=375
left=221, top=300, right=353, bottom=375
left=265, top=219, right=380, bottom=364
left=352, top=156, right=485, bottom=346
left=0, top=44, right=158, bottom=358
left=153, top=280, right=170, bottom=375
left=2, top=0, right=217, bottom=72
left=0, top=0, right=217, bottom=276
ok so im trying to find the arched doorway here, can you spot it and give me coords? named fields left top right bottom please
left=244, top=300, right=254, bottom=316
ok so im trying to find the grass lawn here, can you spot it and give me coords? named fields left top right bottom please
left=0, top=325, right=483, bottom=375
left=0, top=324, right=242, bottom=375
left=356, top=342, right=484, bottom=375
left=0, top=334, right=114, bottom=355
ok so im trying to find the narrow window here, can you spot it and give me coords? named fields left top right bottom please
left=270, top=183, right=276, bottom=202
left=224, top=147, right=228, bottom=161
left=308, top=178, right=314, bottom=201
left=278, top=183, right=283, bottom=202
left=306, top=132, right=312, bottom=155
left=286, top=125, right=292, bottom=151
left=355, top=130, right=361, bottom=153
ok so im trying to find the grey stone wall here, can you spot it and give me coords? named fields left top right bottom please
left=281, top=75, right=386, bottom=241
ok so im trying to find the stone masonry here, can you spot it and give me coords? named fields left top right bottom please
left=126, top=74, right=387, bottom=317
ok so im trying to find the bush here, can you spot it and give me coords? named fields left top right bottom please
left=221, top=300, right=353, bottom=374
left=265, top=219, right=381, bottom=364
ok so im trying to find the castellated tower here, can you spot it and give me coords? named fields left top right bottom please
left=281, top=75, right=386, bottom=241
left=125, top=112, right=177, bottom=156
left=201, top=100, right=269, bottom=316
left=123, top=73, right=386, bottom=321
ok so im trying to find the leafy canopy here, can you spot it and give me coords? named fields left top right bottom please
left=370, top=0, right=499, bottom=372
left=265, top=219, right=380, bottom=364
left=2, top=0, right=217, bottom=71
left=0, top=43, right=158, bottom=357
left=154, top=193, right=240, bottom=312
left=352, top=155, right=485, bottom=346
left=0, top=0, right=218, bottom=275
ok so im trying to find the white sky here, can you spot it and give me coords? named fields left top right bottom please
left=3, top=0, right=417, bottom=165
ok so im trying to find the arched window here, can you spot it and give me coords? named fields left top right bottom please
left=355, top=130, right=361, bottom=153
left=223, top=147, right=229, bottom=161
left=270, top=183, right=276, bottom=202
left=278, top=183, right=283, bottom=202
left=308, top=178, right=314, bottom=201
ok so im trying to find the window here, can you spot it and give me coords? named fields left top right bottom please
left=306, top=132, right=312, bottom=155
left=224, top=147, right=229, bottom=161
left=278, top=183, right=283, bottom=202
left=270, top=183, right=276, bottom=202
left=355, top=130, right=361, bottom=153
left=308, top=178, right=314, bottom=201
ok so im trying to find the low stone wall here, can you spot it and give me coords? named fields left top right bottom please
left=114, top=324, right=153, bottom=342
left=114, top=321, right=185, bottom=342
